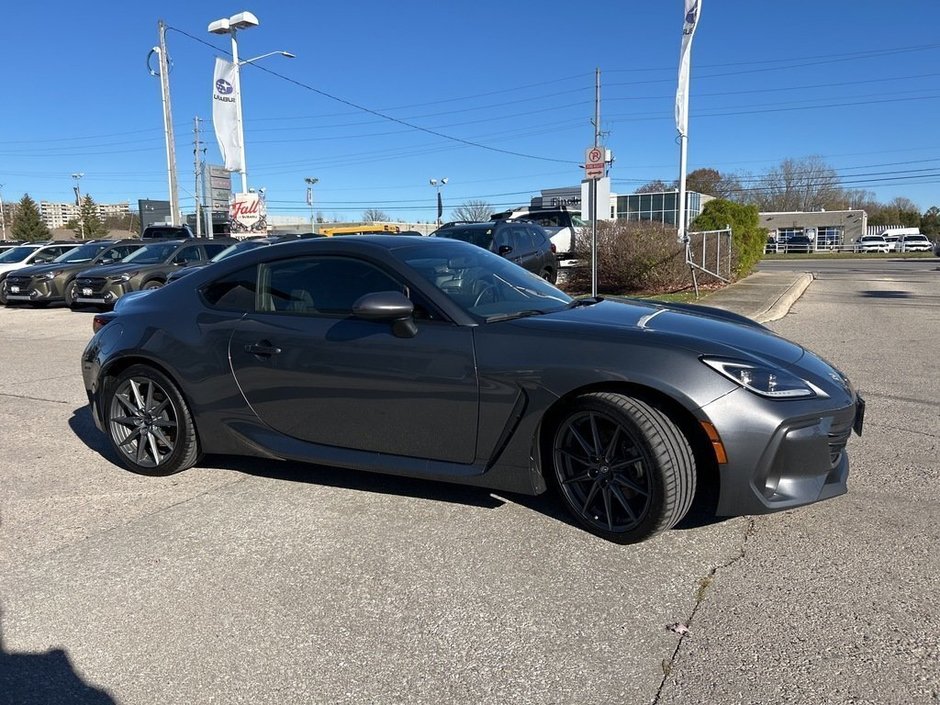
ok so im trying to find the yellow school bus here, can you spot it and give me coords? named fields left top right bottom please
left=320, top=224, right=401, bottom=237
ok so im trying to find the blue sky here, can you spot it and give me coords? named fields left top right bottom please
left=1, top=0, right=939, bottom=222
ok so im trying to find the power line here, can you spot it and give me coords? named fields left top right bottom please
left=167, top=26, right=581, bottom=165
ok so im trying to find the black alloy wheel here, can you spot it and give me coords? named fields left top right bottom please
left=104, top=365, right=200, bottom=476
left=551, top=392, right=696, bottom=544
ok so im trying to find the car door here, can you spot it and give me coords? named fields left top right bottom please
left=227, top=254, right=479, bottom=464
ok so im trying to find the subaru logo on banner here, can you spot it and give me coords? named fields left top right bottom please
left=212, top=58, right=243, bottom=171
left=215, top=78, right=233, bottom=95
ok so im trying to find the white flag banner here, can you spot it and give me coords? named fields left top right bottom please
left=675, top=0, right=702, bottom=137
left=212, top=58, right=243, bottom=172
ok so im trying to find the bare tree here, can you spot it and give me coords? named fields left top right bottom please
left=362, top=208, right=390, bottom=222
left=685, top=168, right=745, bottom=200
left=451, top=200, right=492, bottom=222
left=751, top=155, right=842, bottom=211
left=634, top=180, right=672, bottom=194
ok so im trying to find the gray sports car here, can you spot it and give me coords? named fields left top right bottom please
left=81, top=236, right=864, bottom=543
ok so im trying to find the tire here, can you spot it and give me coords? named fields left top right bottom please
left=541, top=268, right=557, bottom=285
left=550, top=392, right=696, bottom=544
left=142, top=280, right=163, bottom=291
left=102, top=364, right=200, bottom=476
left=0, top=281, right=7, bottom=306
left=63, top=280, right=78, bottom=307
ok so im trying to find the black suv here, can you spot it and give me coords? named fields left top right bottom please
left=431, top=220, right=557, bottom=283
left=141, top=224, right=195, bottom=240
left=73, top=238, right=235, bottom=308
left=4, top=239, right=144, bottom=307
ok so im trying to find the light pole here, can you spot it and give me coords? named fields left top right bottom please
left=209, top=12, right=294, bottom=194
left=305, top=177, right=319, bottom=233
left=429, top=177, right=448, bottom=227
left=71, top=173, right=85, bottom=238
left=0, top=184, right=6, bottom=240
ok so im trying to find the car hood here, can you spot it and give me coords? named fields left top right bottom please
left=7, top=261, right=91, bottom=277
left=78, top=263, right=153, bottom=278
left=526, top=298, right=806, bottom=364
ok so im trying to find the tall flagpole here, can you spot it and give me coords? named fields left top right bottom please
left=676, top=0, right=701, bottom=243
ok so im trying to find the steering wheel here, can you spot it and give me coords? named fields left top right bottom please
left=473, top=284, right=497, bottom=307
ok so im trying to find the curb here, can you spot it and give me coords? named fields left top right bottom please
left=753, top=273, right=815, bottom=324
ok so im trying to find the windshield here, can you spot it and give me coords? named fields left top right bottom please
left=433, top=227, right=494, bottom=250
left=397, top=240, right=572, bottom=320
left=122, top=242, right=179, bottom=264
left=210, top=241, right=263, bottom=262
left=0, top=246, right=40, bottom=263
left=54, top=242, right=109, bottom=263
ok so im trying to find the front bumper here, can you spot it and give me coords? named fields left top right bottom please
left=74, top=277, right=127, bottom=306
left=706, top=388, right=862, bottom=516
left=4, top=275, right=65, bottom=303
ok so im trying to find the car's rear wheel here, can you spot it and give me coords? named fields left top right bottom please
left=103, top=364, right=200, bottom=476
left=550, top=392, right=696, bottom=543
left=540, top=268, right=557, bottom=284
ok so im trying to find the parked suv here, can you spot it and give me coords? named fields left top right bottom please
left=141, top=224, right=195, bottom=240
left=432, top=220, right=557, bottom=282
left=857, top=235, right=889, bottom=253
left=490, top=207, right=582, bottom=262
left=3, top=239, right=144, bottom=307
left=73, top=238, right=234, bottom=308
left=0, top=242, right=80, bottom=305
left=898, top=233, right=932, bottom=252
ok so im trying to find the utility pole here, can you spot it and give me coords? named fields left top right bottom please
left=305, top=177, right=319, bottom=234
left=152, top=21, right=181, bottom=226
left=590, top=67, right=601, bottom=298
left=71, top=173, right=85, bottom=239
left=193, top=117, right=202, bottom=237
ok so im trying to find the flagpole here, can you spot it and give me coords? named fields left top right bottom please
left=675, top=0, right=701, bottom=244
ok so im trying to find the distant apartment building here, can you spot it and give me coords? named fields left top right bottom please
left=40, top=201, right=130, bottom=229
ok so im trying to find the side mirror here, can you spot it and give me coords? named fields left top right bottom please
left=497, top=245, right=513, bottom=256
left=352, top=291, right=417, bottom=338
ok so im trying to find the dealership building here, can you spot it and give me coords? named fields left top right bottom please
left=759, top=209, right=868, bottom=248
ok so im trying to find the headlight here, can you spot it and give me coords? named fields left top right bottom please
left=39, top=270, right=63, bottom=280
left=702, top=358, right=819, bottom=399
left=109, top=272, right=134, bottom=282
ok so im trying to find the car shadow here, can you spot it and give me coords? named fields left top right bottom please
left=69, top=406, right=729, bottom=539
left=0, top=611, right=117, bottom=705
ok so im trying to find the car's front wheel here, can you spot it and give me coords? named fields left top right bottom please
left=63, top=280, right=78, bottom=307
left=550, top=392, right=696, bottom=544
left=142, top=280, right=164, bottom=291
left=103, top=364, right=200, bottom=476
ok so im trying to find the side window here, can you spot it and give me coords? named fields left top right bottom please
left=493, top=228, right=511, bottom=251
left=201, top=265, right=258, bottom=312
left=508, top=227, right=531, bottom=253
left=528, top=227, right=547, bottom=249
left=174, top=246, right=203, bottom=265
left=204, top=243, right=229, bottom=258
left=109, top=245, right=139, bottom=261
left=257, top=256, right=405, bottom=317
left=33, top=250, right=57, bottom=263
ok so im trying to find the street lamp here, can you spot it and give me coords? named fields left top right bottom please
left=0, top=184, right=6, bottom=240
left=305, top=177, right=319, bottom=233
left=71, top=173, right=85, bottom=238
left=208, top=12, right=294, bottom=194
left=429, top=177, right=448, bottom=227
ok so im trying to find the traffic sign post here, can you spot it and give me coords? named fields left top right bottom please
left=585, top=146, right=605, bottom=180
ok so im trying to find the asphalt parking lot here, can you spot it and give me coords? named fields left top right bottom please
left=1, top=259, right=937, bottom=704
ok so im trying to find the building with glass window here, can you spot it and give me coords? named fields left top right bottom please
left=614, top=190, right=712, bottom=228
left=760, top=209, right=867, bottom=249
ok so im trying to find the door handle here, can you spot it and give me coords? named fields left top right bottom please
left=244, top=342, right=282, bottom=357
